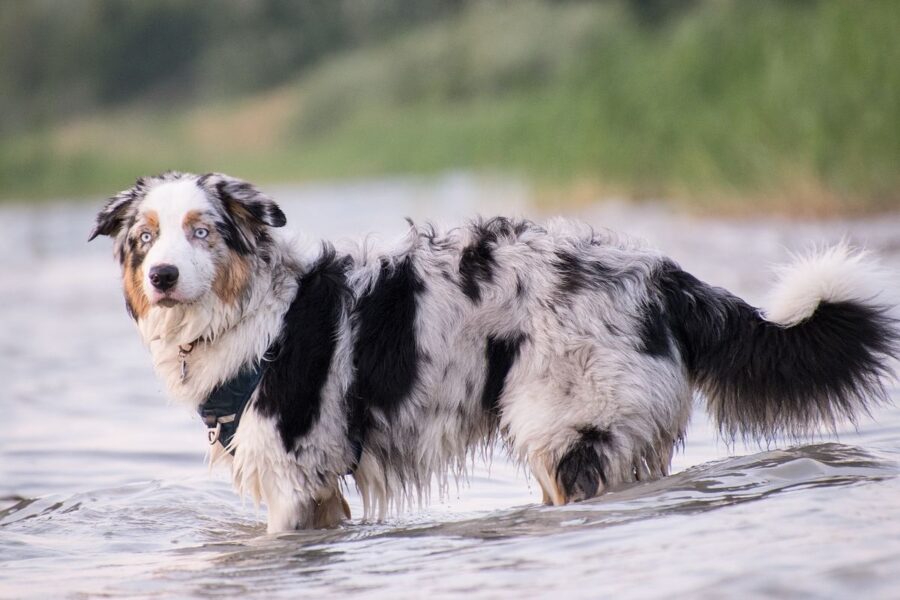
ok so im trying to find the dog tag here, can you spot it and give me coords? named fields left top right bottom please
left=178, top=343, right=193, bottom=382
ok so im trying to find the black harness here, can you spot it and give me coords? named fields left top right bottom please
left=196, top=361, right=364, bottom=470
left=197, top=364, right=264, bottom=452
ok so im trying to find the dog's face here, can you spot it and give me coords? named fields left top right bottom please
left=90, top=172, right=285, bottom=320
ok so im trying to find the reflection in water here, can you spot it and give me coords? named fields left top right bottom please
left=2, top=182, right=899, bottom=599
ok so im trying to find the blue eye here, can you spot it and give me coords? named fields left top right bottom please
left=140, top=232, right=153, bottom=243
left=194, top=228, right=209, bottom=239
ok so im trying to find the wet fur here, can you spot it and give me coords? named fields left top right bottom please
left=92, top=172, right=899, bottom=532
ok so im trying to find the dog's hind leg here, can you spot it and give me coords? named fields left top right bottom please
left=530, top=427, right=611, bottom=505
left=555, top=428, right=611, bottom=502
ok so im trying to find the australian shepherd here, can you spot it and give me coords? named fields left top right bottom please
left=90, top=171, right=898, bottom=532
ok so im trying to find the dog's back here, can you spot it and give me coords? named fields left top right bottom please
left=339, top=218, right=896, bottom=514
left=341, top=218, right=684, bottom=513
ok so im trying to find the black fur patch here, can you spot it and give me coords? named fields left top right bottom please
left=459, top=218, right=531, bottom=303
left=481, top=334, right=525, bottom=414
left=209, top=175, right=285, bottom=255
left=348, top=257, right=425, bottom=443
left=216, top=197, right=280, bottom=257
left=89, top=187, right=140, bottom=242
left=638, top=298, right=672, bottom=358
left=219, top=180, right=286, bottom=227
left=215, top=214, right=252, bottom=256
left=552, top=250, right=618, bottom=297
left=554, top=250, right=589, bottom=295
left=557, top=427, right=611, bottom=502
left=254, top=248, right=350, bottom=452
left=459, top=236, right=495, bottom=303
left=658, top=261, right=899, bottom=439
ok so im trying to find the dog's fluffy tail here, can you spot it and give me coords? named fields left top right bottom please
left=659, top=244, right=898, bottom=440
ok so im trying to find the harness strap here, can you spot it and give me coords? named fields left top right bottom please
left=197, top=360, right=365, bottom=469
left=197, top=366, right=264, bottom=454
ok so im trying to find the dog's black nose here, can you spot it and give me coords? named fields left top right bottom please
left=149, top=264, right=179, bottom=292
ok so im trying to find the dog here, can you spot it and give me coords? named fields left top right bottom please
left=90, top=171, right=898, bottom=532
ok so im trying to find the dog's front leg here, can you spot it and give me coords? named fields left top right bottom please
left=264, top=485, right=350, bottom=532
left=265, top=488, right=306, bottom=533
left=233, top=408, right=351, bottom=531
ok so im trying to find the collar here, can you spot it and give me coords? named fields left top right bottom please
left=197, top=364, right=264, bottom=454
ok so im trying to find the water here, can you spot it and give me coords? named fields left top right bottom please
left=2, top=175, right=899, bottom=599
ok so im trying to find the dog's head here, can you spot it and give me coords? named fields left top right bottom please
left=90, top=172, right=286, bottom=320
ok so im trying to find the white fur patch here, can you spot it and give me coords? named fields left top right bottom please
left=764, top=243, right=889, bottom=326
left=141, top=180, right=216, bottom=305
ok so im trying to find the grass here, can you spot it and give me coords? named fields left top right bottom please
left=2, top=0, right=899, bottom=214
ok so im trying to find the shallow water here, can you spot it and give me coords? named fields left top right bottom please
left=2, top=175, right=899, bottom=599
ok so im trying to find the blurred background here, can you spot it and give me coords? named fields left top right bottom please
left=4, top=2, right=900, bottom=598
left=1, top=0, right=899, bottom=214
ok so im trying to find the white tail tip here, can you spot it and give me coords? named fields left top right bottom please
left=765, top=243, right=887, bottom=327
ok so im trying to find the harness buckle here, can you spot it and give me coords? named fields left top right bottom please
left=208, top=421, right=222, bottom=446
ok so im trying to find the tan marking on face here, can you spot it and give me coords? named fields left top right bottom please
left=123, top=261, right=150, bottom=319
left=144, top=210, right=159, bottom=232
left=182, top=209, right=204, bottom=231
left=212, top=252, right=251, bottom=305
left=121, top=211, right=155, bottom=319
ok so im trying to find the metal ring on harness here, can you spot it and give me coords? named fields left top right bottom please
left=207, top=414, right=237, bottom=446
left=208, top=422, right=222, bottom=446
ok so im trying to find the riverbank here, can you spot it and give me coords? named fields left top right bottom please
left=2, top=1, right=898, bottom=214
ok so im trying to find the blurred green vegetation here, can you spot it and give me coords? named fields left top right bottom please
left=1, top=0, right=899, bottom=213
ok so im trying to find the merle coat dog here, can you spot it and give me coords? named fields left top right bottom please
left=90, top=172, right=898, bottom=532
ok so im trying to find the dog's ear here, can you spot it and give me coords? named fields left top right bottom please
left=201, top=173, right=286, bottom=230
left=88, top=180, right=143, bottom=241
